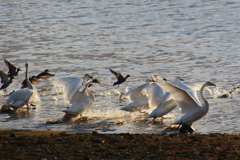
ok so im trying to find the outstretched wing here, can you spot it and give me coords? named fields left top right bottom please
left=158, top=80, right=201, bottom=114
left=109, top=68, right=124, bottom=80
left=0, top=70, right=9, bottom=83
left=4, top=59, right=17, bottom=74
left=54, top=77, right=83, bottom=103
left=147, top=83, right=166, bottom=108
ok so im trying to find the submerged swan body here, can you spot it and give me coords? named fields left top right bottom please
left=158, top=79, right=216, bottom=134
left=3, top=63, right=34, bottom=110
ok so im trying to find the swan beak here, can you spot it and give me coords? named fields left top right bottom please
left=87, top=74, right=93, bottom=78
left=179, top=77, right=185, bottom=81
left=209, top=82, right=216, bottom=86
left=149, top=78, right=155, bottom=82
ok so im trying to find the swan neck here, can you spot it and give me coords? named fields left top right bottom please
left=200, top=84, right=209, bottom=108
left=25, top=64, right=33, bottom=89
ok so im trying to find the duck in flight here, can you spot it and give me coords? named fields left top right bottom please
left=4, top=59, right=21, bottom=77
left=109, top=68, right=130, bottom=87
left=0, top=70, right=14, bottom=92
left=36, top=69, right=55, bottom=80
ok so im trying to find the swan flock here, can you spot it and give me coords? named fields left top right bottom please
left=0, top=60, right=224, bottom=134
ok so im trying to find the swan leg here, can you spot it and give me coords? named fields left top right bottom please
left=152, top=117, right=156, bottom=122
left=179, top=124, right=195, bottom=134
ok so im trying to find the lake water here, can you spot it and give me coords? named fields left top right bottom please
left=0, top=0, right=240, bottom=134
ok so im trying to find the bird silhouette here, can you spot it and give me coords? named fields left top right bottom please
left=36, top=69, right=55, bottom=80
left=0, top=70, right=14, bottom=92
left=109, top=68, right=130, bottom=87
left=4, top=59, right=21, bottom=77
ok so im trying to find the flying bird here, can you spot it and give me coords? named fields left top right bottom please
left=0, top=70, right=14, bottom=92
left=36, top=69, right=55, bottom=80
left=109, top=68, right=130, bottom=87
left=4, top=59, right=21, bottom=77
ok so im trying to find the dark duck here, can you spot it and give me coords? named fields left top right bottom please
left=4, top=59, right=21, bottom=77
left=109, top=68, right=130, bottom=87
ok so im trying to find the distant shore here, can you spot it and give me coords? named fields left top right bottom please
left=0, top=129, right=239, bottom=160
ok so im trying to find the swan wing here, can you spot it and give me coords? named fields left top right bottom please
left=0, top=70, right=8, bottom=83
left=63, top=88, right=95, bottom=116
left=184, top=81, right=213, bottom=95
left=121, top=101, right=149, bottom=112
left=145, top=97, right=177, bottom=119
left=158, top=81, right=201, bottom=114
left=182, top=82, right=202, bottom=91
left=54, top=77, right=83, bottom=102
left=123, top=83, right=151, bottom=101
left=147, top=83, right=166, bottom=108
left=170, top=81, right=201, bottom=105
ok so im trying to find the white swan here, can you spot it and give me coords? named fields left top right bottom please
left=145, top=91, right=177, bottom=121
left=3, top=63, right=34, bottom=110
left=120, top=81, right=157, bottom=112
left=143, top=76, right=182, bottom=121
left=120, top=76, right=181, bottom=113
left=62, top=78, right=101, bottom=117
left=158, top=79, right=216, bottom=134
left=54, top=74, right=92, bottom=103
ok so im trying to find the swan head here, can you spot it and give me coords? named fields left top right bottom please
left=83, top=74, right=93, bottom=81
left=150, top=75, right=165, bottom=82
left=25, top=63, right=28, bottom=67
left=175, top=76, right=185, bottom=82
left=205, top=81, right=216, bottom=87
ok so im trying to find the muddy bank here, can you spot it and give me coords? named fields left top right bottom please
left=0, top=130, right=239, bottom=160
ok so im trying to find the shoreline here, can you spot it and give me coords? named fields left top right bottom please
left=0, top=129, right=239, bottom=159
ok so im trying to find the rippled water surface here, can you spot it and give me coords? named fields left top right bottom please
left=0, top=0, right=240, bottom=134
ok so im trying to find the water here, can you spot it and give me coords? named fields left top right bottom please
left=0, top=0, right=240, bottom=134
